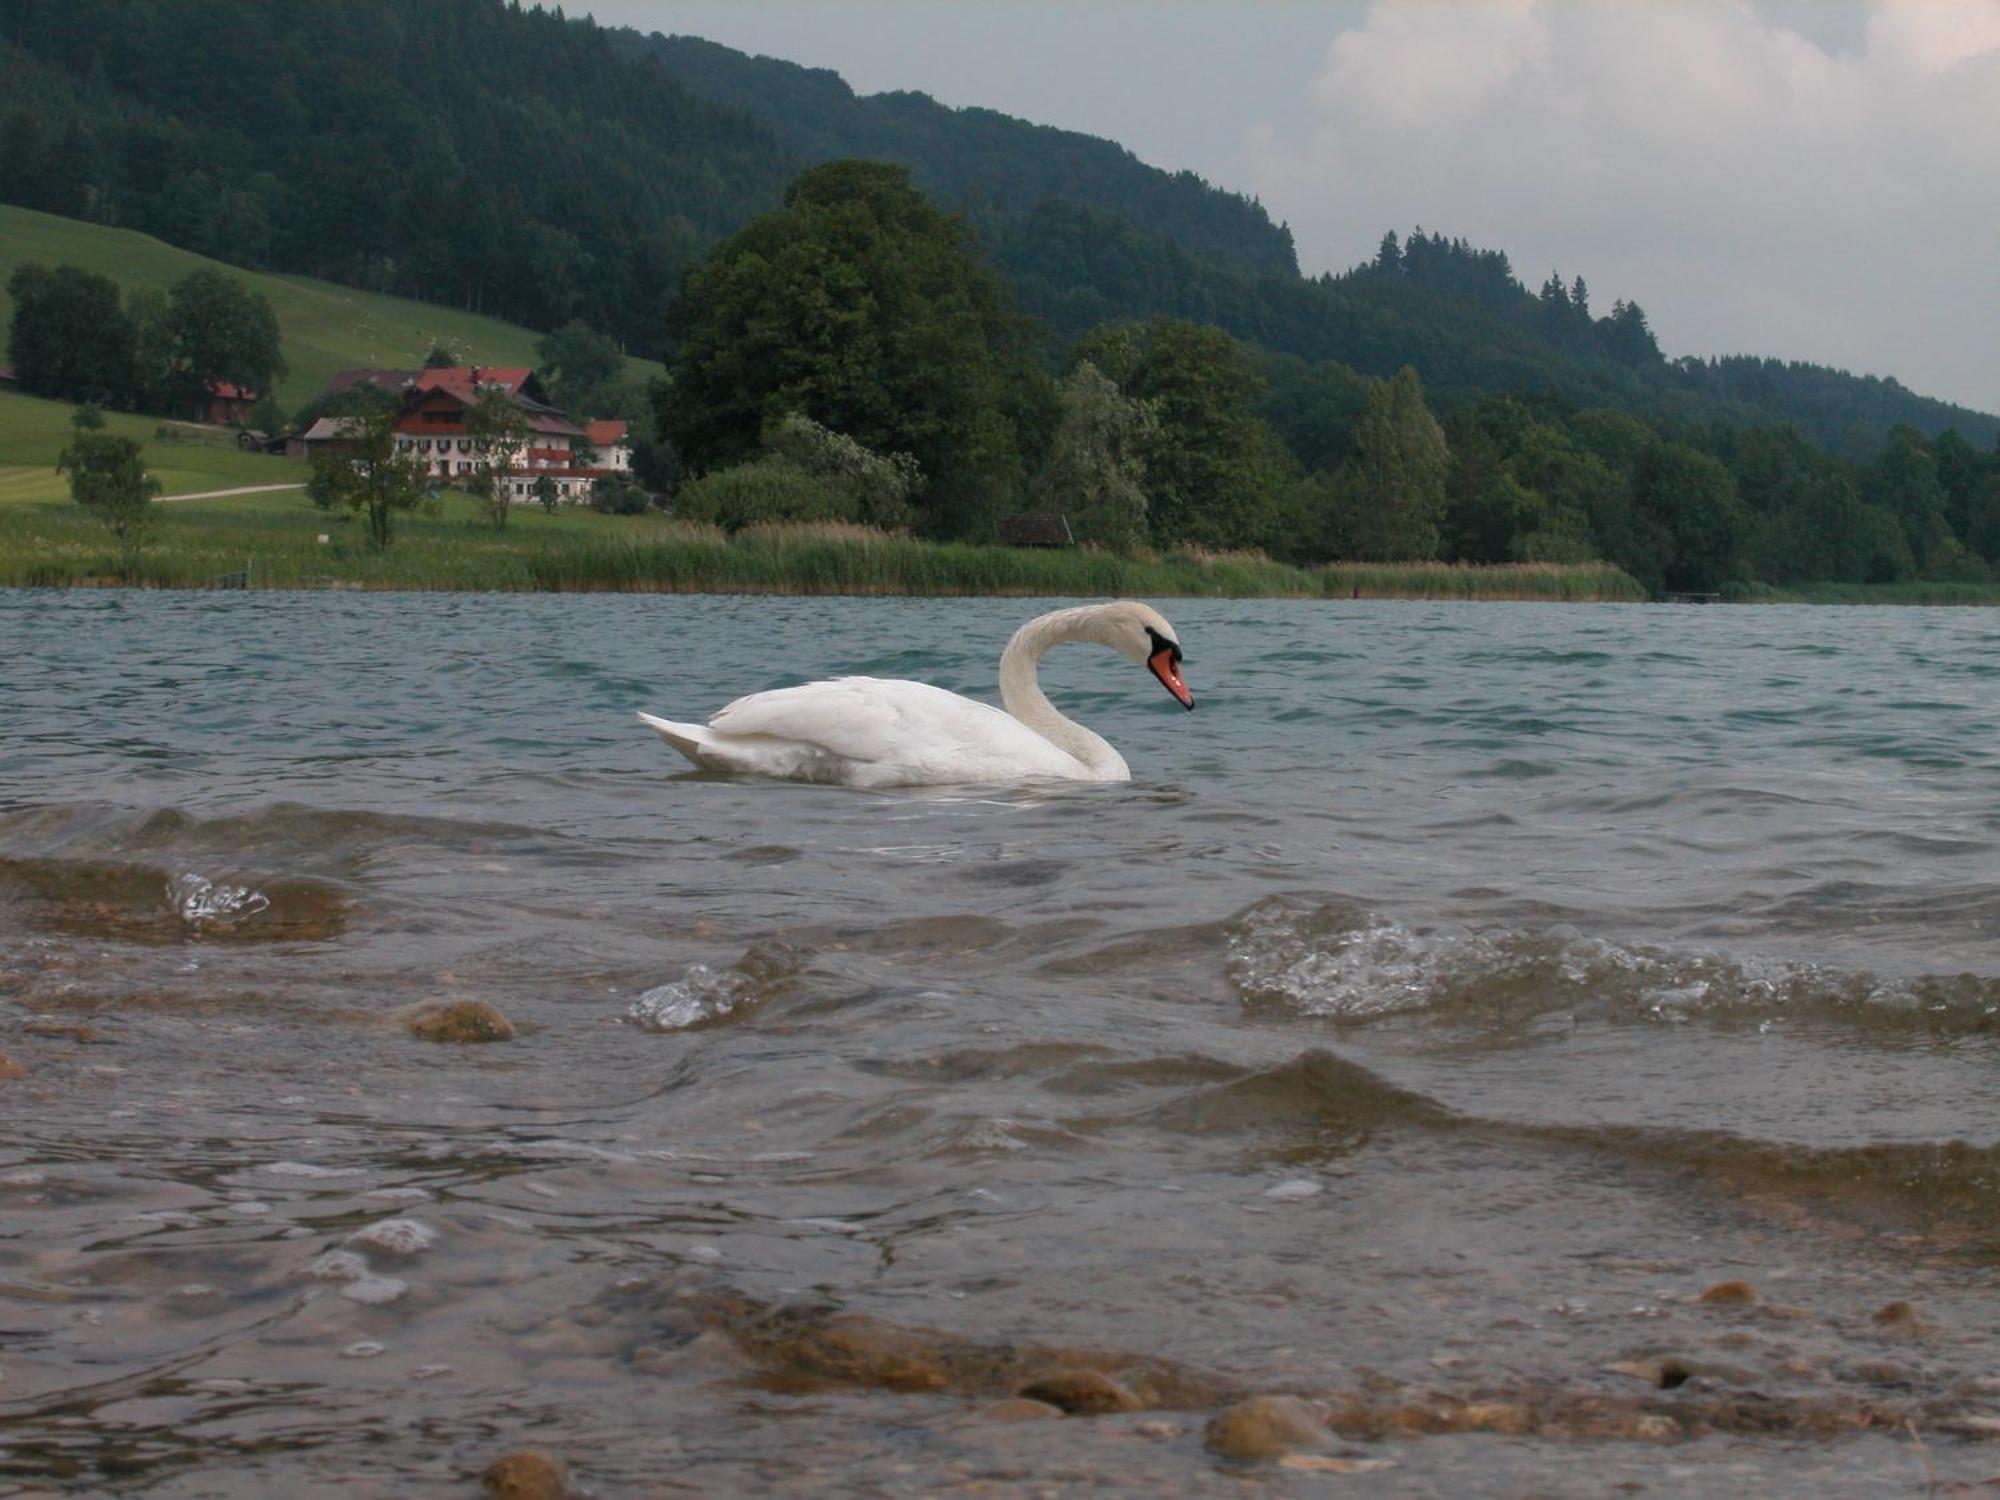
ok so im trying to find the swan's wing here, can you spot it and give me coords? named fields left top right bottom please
left=707, top=677, right=1081, bottom=780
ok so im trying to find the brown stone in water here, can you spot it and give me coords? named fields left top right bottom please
left=1018, top=1369, right=1144, bottom=1415
left=21, top=1020, right=102, bottom=1043
left=1455, top=1401, right=1534, bottom=1434
left=1697, top=1280, right=1757, bottom=1306
left=405, top=1000, right=516, bottom=1044
left=481, top=1448, right=568, bottom=1499
left=971, top=1397, right=1066, bottom=1423
left=0, top=1053, right=24, bottom=1081
left=1203, top=1395, right=1333, bottom=1461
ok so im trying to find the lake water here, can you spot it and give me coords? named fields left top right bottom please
left=2, top=590, right=1997, bottom=1496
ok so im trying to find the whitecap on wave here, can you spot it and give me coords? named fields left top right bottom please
left=1227, top=898, right=1496, bottom=1020
left=1223, top=895, right=1996, bottom=1030
left=626, top=946, right=800, bottom=1033
left=627, top=964, right=762, bottom=1032
left=168, top=872, right=270, bottom=926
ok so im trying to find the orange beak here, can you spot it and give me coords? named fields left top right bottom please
left=1149, top=646, right=1194, bottom=710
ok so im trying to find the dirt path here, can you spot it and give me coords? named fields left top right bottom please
left=160, top=483, right=306, bottom=502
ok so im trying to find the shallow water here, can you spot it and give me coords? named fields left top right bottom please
left=2, top=590, right=1997, bottom=1496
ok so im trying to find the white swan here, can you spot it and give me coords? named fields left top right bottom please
left=638, top=600, right=1193, bottom=788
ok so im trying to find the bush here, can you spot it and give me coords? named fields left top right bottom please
left=590, top=476, right=652, bottom=515
left=674, top=458, right=856, bottom=532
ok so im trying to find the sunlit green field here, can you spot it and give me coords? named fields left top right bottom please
left=0, top=205, right=661, bottom=412
left=0, top=390, right=310, bottom=504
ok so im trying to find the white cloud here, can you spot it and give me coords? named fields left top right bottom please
left=1246, top=0, right=2000, bottom=412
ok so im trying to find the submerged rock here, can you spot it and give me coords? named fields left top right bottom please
left=1872, top=1299, right=1935, bottom=1337
left=1453, top=1401, right=1534, bottom=1434
left=1017, top=1369, right=1143, bottom=1415
left=21, top=1019, right=104, bottom=1043
left=404, top=1000, right=515, bottom=1043
left=1204, top=1395, right=1333, bottom=1461
left=673, top=1286, right=1234, bottom=1408
left=970, top=1397, right=1066, bottom=1423
left=482, top=1448, right=569, bottom=1499
left=346, top=1218, right=438, bottom=1257
left=0, top=1052, right=25, bottom=1081
left=1697, top=1280, right=1758, bottom=1306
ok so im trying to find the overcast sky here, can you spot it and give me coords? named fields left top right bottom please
left=583, top=2, right=2000, bottom=415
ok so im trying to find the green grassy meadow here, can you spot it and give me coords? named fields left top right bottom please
left=0, top=389, right=311, bottom=504
left=0, top=389, right=311, bottom=503
left=0, top=205, right=661, bottom=412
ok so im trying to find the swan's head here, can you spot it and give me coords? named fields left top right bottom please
left=1094, top=601, right=1194, bottom=711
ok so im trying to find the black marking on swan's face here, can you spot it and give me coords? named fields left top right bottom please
left=1144, top=626, right=1194, bottom=710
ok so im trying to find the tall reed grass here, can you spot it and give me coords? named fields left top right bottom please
left=0, top=499, right=1647, bottom=601
left=1728, top=579, right=2000, bottom=607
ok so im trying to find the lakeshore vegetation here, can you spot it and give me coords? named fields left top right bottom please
left=0, top=481, right=1643, bottom=600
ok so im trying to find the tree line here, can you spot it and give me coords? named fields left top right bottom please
left=658, top=163, right=2000, bottom=593
left=6, top=261, right=285, bottom=428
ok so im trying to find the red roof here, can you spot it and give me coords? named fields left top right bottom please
left=206, top=380, right=259, bottom=401
left=584, top=420, right=630, bottom=446
left=415, top=367, right=533, bottom=399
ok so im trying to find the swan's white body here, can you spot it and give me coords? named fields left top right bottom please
left=638, top=601, right=1192, bottom=788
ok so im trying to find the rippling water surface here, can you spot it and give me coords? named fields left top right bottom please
left=3, top=590, right=1997, bottom=1496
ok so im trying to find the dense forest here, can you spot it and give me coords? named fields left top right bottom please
left=648, top=162, right=2000, bottom=594
left=3, top=0, right=1997, bottom=593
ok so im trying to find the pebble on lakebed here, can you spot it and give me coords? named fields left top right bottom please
left=1016, top=1369, right=1144, bottom=1415
left=970, top=1397, right=1066, bottom=1423
left=1697, top=1280, right=1758, bottom=1306
left=346, top=1218, right=438, bottom=1257
left=402, top=1000, right=516, bottom=1043
left=1203, top=1395, right=1335, bottom=1461
left=481, top=1448, right=570, bottom=1499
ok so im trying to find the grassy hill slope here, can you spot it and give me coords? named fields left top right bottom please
left=0, top=389, right=309, bottom=504
left=0, top=205, right=662, bottom=414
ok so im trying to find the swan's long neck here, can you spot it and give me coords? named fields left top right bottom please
left=997, top=608, right=1129, bottom=778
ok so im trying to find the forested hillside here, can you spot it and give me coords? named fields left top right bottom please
left=2, top=0, right=1992, bottom=463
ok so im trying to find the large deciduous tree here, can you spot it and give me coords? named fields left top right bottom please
left=660, top=160, right=1037, bottom=536
left=7, top=263, right=137, bottom=405
left=167, top=268, right=286, bottom=411
left=1317, top=367, right=1449, bottom=561
left=1070, top=319, right=1289, bottom=551
left=536, top=319, right=624, bottom=416
left=1032, top=361, right=1156, bottom=554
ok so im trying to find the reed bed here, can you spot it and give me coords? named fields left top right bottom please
left=1730, top=579, right=2000, bottom=607
left=0, top=497, right=1646, bottom=600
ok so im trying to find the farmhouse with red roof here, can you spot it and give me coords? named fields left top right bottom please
left=307, top=365, right=635, bottom=505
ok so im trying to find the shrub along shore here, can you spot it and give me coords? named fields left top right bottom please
left=0, top=493, right=1645, bottom=600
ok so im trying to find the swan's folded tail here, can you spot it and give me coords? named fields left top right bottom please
left=637, top=711, right=722, bottom=768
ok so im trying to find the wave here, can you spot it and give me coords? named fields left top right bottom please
left=0, top=800, right=564, bottom=864
left=626, top=945, right=802, bottom=1032
left=1223, top=895, right=2000, bottom=1036
left=1132, top=1047, right=2000, bottom=1251
left=0, top=854, right=348, bottom=944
